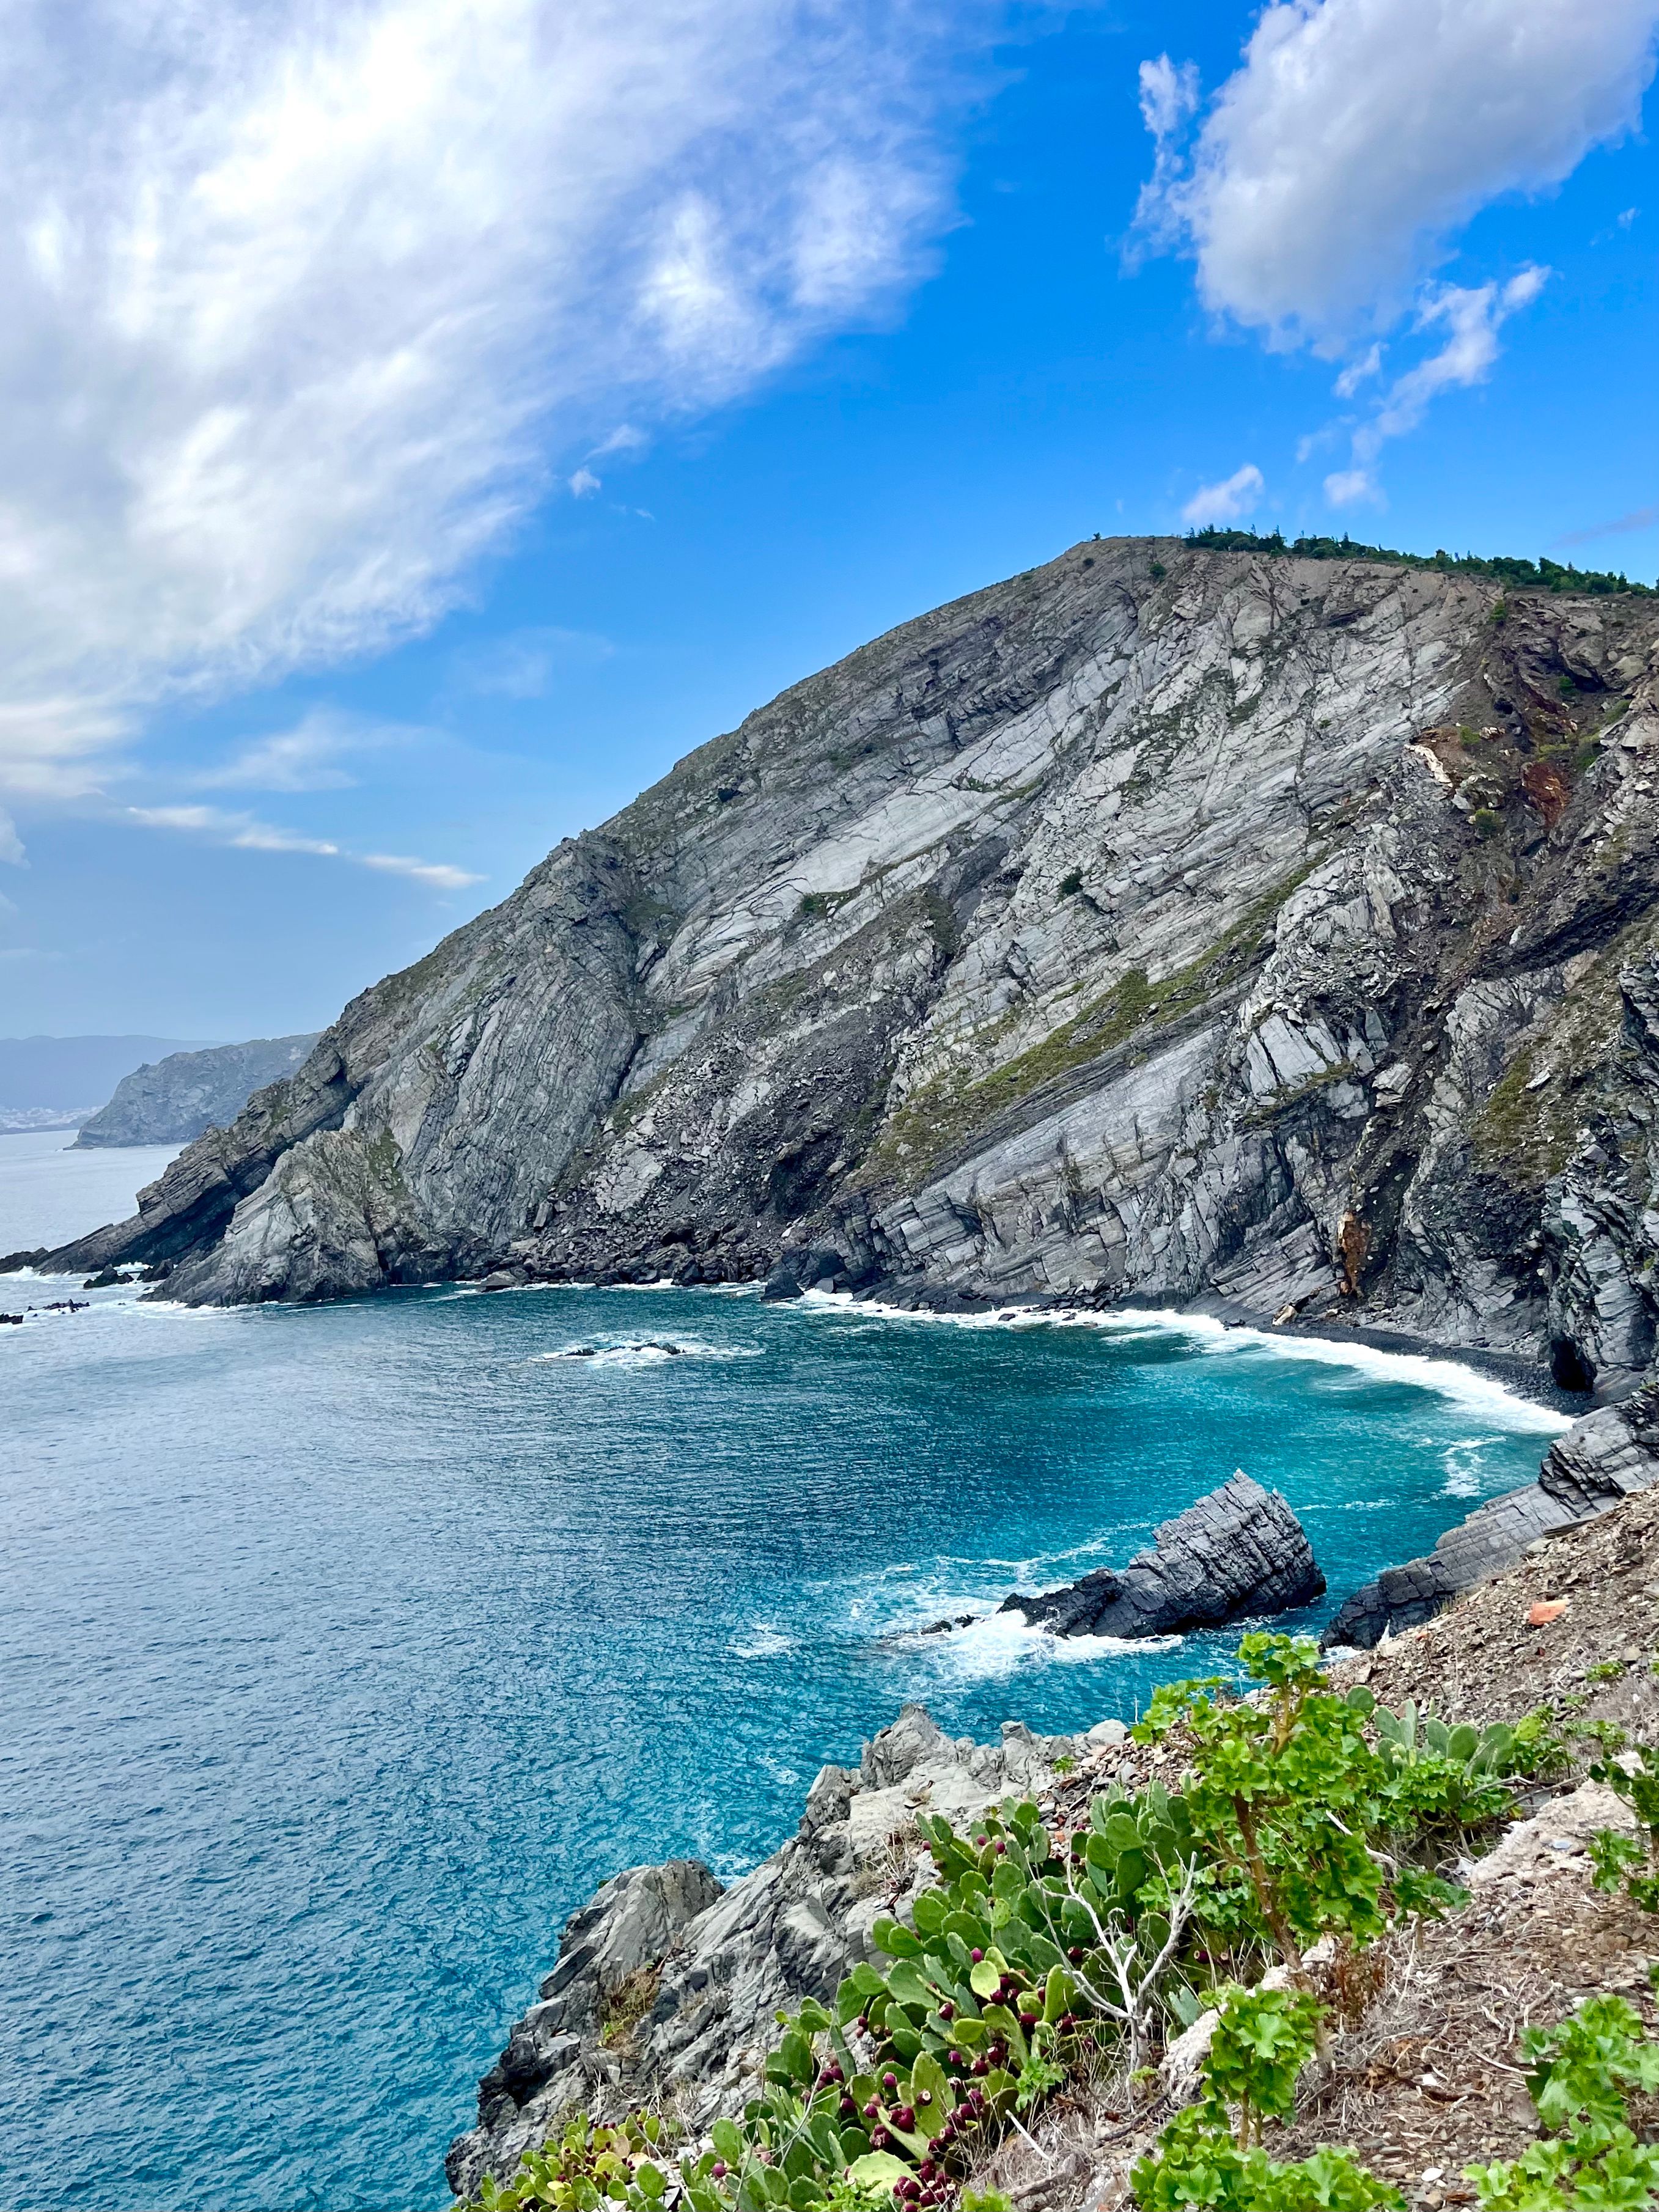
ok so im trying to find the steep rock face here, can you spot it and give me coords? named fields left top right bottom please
left=998, top=1472, right=1323, bottom=1637
left=30, top=540, right=1659, bottom=1386
left=1322, top=1383, right=1659, bottom=1647
left=445, top=1705, right=1079, bottom=2198
left=73, top=1034, right=320, bottom=1147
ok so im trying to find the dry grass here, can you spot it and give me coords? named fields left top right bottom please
left=600, top=1966, right=663, bottom=2052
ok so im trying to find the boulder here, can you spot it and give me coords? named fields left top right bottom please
left=999, top=1472, right=1324, bottom=1640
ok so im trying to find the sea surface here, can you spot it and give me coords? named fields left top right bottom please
left=0, top=1147, right=1571, bottom=2211
left=0, top=1128, right=184, bottom=1252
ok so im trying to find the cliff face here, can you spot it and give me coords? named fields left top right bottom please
left=35, top=538, right=1659, bottom=1392
left=72, top=1034, right=320, bottom=1147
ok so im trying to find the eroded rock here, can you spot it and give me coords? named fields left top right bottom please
left=998, top=1474, right=1325, bottom=1639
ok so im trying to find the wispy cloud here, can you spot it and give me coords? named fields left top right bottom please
left=127, top=804, right=480, bottom=889
left=1181, top=463, right=1264, bottom=527
left=1557, top=503, right=1659, bottom=547
left=0, top=0, right=1009, bottom=806
left=196, top=707, right=419, bottom=793
left=360, top=853, right=482, bottom=891
left=1322, top=269, right=1548, bottom=505
left=452, top=626, right=616, bottom=700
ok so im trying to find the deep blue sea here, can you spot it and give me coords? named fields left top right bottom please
left=0, top=1140, right=1569, bottom=2212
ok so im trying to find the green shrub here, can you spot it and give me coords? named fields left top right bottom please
left=1471, top=807, right=1502, bottom=839
left=1465, top=1996, right=1659, bottom=2208
left=1058, top=870, right=1084, bottom=898
left=1589, top=1742, right=1659, bottom=1911
left=460, top=1642, right=1550, bottom=2212
left=1132, top=1987, right=1400, bottom=2210
left=1135, top=1636, right=1466, bottom=1975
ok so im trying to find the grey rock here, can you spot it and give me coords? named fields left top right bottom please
left=445, top=1707, right=1078, bottom=2198
left=1322, top=1386, right=1659, bottom=1647
left=1000, top=1473, right=1325, bottom=1639
left=23, top=540, right=1659, bottom=1393
left=73, top=1034, right=321, bottom=1148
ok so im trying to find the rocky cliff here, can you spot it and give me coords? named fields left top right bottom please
left=29, top=538, right=1659, bottom=1397
left=72, top=1034, right=320, bottom=1147
left=446, top=1703, right=1095, bottom=2198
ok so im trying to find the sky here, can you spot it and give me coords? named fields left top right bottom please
left=1, top=0, right=1656, bottom=1040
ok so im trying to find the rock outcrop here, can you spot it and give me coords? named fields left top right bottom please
left=445, top=1704, right=1083, bottom=2199
left=73, top=1034, right=321, bottom=1148
left=1323, top=1383, right=1659, bottom=1647
left=998, top=1473, right=1324, bottom=1638
left=21, top=538, right=1659, bottom=1397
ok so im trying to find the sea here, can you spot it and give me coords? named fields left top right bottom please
left=0, top=1133, right=1570, bottom=2211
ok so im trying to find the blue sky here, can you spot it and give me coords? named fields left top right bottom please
left=1, top=0, right=1656, bottom=1039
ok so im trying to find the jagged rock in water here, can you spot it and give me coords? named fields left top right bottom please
left=998, top=1473, right=1324, bottom=1639
left=72, top=1034, right=321, bottom=1148
left=444, top=1703, right=1078, bottom=2199
left=1322, top=1385, right=1659, bottom=1648
left=19, top=537, right=1659, bottom=1397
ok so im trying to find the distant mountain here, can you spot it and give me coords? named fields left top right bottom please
left=0, top=1035, right=211, bottom=1131
left=74, top=1035, right=322, bottom=1148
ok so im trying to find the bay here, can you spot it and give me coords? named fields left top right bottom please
left=0, top=1266, right=1565, bottom=2211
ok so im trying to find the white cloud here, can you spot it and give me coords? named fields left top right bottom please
left=569, top=468, right=603, bottom=498
left=1181, top=463, right=1264, bottom=527
left=0, top=810, right=24, bottom=865
left=1138, top=0, right=1658, bottom=345
left=197, top=707, right=416, bottom=792
left=1321, top=269, right=1548, bottom=502
left=361, top=853, right=482, bottom=891
left=0, top=0, right=1003, bottom=803
left=127, top=803, right=480, bottom=888
left=1333, top=342, right=1383, bottom=399
left=1323, top=468, right=1378, bottom=507
left=1138, top=54, right=1200, bottom=143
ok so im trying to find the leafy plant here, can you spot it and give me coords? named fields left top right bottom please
left=1132, top=1986, right=1400, bottom=2211
left=1201, top=1983, right=1322, bottom=2149
left=1588, top=1742, right=1659, bottom=1911
left=1058, top=871, right=1084, bottom=898
left=471, top=2114, right=678, bottom=2212
left=1135, top=1637, right=1464, bottom=1978
left=1466, top=1996, right=1659, bottom=2208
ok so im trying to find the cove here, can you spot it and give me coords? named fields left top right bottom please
left=0, top=1277, right=1565, bottom=2212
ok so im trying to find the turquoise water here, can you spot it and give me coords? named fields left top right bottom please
left=0, top=1268, right=1567, bottom=2212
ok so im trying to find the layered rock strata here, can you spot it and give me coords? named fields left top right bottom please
left=1323, top=1383, right=1659, bottom=1647
left=446, top=1704, right=1087, bottom=2199
left=996, top=1472, right=1324, bottom=1637
left=20, top=539, right=1659, bottom=1408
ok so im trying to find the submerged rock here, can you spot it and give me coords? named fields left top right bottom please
left=998, top=1472, right=1325, bottom=1639
left=1322, top=1386, right=1659, bottom=1649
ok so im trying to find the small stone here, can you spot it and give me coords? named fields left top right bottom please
left=1528, top=1600, right=1569, bottom=1626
